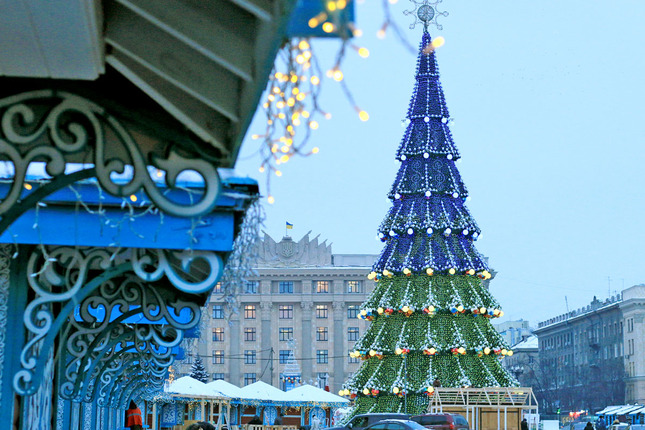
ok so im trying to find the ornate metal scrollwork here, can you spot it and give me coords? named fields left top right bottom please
left=16, top=245, right=205, bottom=398
left=0, top=90, right=221, bottom=218
left=132, top=248, right=223, bottom=295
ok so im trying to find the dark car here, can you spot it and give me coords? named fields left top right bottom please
left=366, top=419, right=430, bottom=430
left=328, top=413, right=411, bottom=430
left=410, top=414, right=470, bottom=430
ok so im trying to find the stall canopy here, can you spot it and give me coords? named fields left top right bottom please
left=238, top=381, right=289, bottom=402
left=167, top=376, right=210, bottom=398
left=282, top=385, right=349, bottom=407
left=206, top=379, right=244, bottom=398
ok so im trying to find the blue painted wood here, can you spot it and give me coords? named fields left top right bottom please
left=0, top=205, right=235, bottom=251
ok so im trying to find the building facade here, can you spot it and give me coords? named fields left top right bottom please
left=620, top=285, right=645, bottom=403
left=502, top=335, right=540, bottom=389
left=177, top=231, right=378, bottom=394
left=494, top=319, right=534, bottom=348
left=532, top=285, right=645, bottom=413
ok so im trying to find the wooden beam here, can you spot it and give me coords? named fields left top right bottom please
left=105, top=1, right=240, bottom=121
left=108, top=52, right=232, bottom=158
left=227, top=0, right=273, bottom=22
left=115, top=0, right=254, bottom=81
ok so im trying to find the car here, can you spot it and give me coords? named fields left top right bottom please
left=327, top=413, right=411, bottom=430
left=410, top=413, right=470, bottom=430
left=570, top=422, right=593, bottom=430
left=366, top=419, right=430, bottom=430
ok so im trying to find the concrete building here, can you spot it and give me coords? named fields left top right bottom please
left=533, top=285, right=645, bottom=413
left=177, top=231, right=378, bottom=393
left=494, top=319, right=533, bottom=347
left=620, top=285, right=645, bottom=404
left=503, top=335, right=540, bottom=389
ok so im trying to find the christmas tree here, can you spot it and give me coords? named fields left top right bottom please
left=340, top=30, right=518, bottom=415
left=190, top=356, right=210, bottom=383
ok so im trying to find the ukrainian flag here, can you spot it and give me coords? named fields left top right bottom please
left=286, top=222, right=293, bottom=229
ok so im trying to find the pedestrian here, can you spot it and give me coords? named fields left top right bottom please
left=186, top=422, right=216, bottom=430
left=124, top=400, right=143, bottom=430
left=521, top=418, right=529, bottom=430
left=433, top=378, right=441, bottom=388
left=597, top=418, right=606, bottom=430
left=584, top=422, right=594, bottom=430
left=249, top=415, right=263, bottom=425
left=274, top=413, right=283, bottom=425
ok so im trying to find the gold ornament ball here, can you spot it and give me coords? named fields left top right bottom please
left=484, top=347, right=491, bottom=355
left=393, top=387, right=400, bottom=394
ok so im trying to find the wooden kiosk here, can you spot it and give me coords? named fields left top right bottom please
left=427, top=387, right=538, bottom=430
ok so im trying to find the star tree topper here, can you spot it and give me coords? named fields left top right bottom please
left=403, top=0, right=448, bottom=30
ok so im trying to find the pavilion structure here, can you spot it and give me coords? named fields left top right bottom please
left=0, top=1, right=356, bottom=429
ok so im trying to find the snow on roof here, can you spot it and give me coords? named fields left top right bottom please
left=238, top=381, right=288, bottom=401
left=629, top=406, right=645, bottom=415
left=167, top=376, right=210, bottom=397
left=282, top=384, right=349, bottom=405
left=512, top=335, right=538, bottom=349
left=596, top=405, right=624, bottom=415
left=605, top=405, right=644, bottom=415
left=206, top=379, right=243, bottom=398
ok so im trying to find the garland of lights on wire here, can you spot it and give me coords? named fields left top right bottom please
left=337, top=0, right=518, bottom=416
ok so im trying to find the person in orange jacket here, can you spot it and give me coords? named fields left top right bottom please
left=125, top=400, right=143, bottom=430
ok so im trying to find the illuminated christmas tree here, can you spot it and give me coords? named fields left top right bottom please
left=340, top=27, right=518, bottom=415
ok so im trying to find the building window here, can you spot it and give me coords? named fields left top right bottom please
left=348, top=327, right=359, bottom=341
left=317, top=327, right=329, bottom=341
left=316, top=350, right=329, bottom=364
left=347, top=280, right=362, bottom=293
left=279, top=327, right=293, bottom=341
left=317, top=372, right=329, bottom=389
left=213, top=373, right=225, bottom=380
left=316, top=305, right=328, bottom=319
left=244, top=328, right=256, bottom=342
left=244, top=373, right=256, bottom=386
left=212, top=328, right=224, bottom=342
left=347, top=305, right=359, bottom=319
left=244, top=305, right=256, bottom=319
left=279, top=305, right=293, bottom=319
left=316, top=281, right=329, bottom=293
left=212, top=304, right=224, bottom=319
left=279, top=281, right=294, bottom=294
left=245, top=281, right=259, bottom=294
left=244, top=350, right=257, bottom=364
left=213, top=282, right=223, bottom=293
left=348, top=349, right=359, bottom=364
left=279, top=350, right=291, bottom=364
left=186, top=353, right=193, bottom=364
left=213, top=350, right=224, bottom=364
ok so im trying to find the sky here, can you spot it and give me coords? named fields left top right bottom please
left=235, top=1, right=645, bottom=327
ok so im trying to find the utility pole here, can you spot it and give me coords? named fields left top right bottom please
left=270, top=348, right=274, bottom=386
